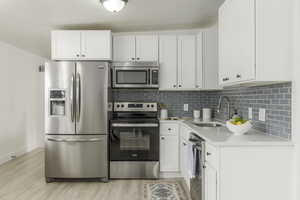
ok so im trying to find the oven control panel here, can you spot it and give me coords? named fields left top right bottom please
left=114, top=102, right=158, bottom=112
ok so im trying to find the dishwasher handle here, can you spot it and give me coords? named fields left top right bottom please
left=47, top=137, right=103, bottom=142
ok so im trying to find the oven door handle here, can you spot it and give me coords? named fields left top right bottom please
left=111, top=123, right=159, bottom=127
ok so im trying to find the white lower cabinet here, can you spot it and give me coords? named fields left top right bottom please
left=206, top=145, right=294, bottom=200
left=205, top=164, right=218, bottom=200
left=160, top=135, right=179, bottom=172
left=160, top=122, right=180, bottom=173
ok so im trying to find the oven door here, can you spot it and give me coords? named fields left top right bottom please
left=110, top=123, right=159, bottom=161
left=113, top=67, right=150, bottom=88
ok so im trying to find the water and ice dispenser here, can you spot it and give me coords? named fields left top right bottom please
left=49, top=90, right=66, bottom=116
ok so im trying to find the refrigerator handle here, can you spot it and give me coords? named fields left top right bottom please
left=70, top=74, right=75, bottom=122
left=76, top=73, right=81, bottom=122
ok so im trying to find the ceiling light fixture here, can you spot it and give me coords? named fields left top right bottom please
left=100, top=0, right=128, bottom=12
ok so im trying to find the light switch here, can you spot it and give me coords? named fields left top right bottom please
left=184, top=104, right=189, bottom=112
left=259, top=108, right=266, bottom=121
left=248, top=107, right=253, bottom=119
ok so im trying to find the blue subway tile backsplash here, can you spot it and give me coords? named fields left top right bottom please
left=113, top=82, right=292, bottom=139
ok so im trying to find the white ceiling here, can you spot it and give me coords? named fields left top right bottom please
left=0, top=0, right=224, bottom=58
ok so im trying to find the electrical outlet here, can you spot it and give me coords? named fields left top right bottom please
left=259, top=108, right=266, bottom=121
left=248, top=107, right=253, bottom=119
left=184, top=104, right=189, bottom=112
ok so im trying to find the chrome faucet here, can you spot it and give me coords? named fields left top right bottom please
left=217, top=96, right=231, bottom=120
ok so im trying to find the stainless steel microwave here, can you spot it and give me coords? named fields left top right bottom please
left=112, top=62, right=159, bottom=88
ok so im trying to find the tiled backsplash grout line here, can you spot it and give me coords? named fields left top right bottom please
left=113, top=82, right=292, bottom=139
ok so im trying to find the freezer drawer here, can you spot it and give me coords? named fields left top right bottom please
left=45, top=135, right=107, bottom=179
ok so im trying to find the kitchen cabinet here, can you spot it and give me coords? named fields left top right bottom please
left=178, top=35, right=197, bottom=89
left=136, top=35, right=159, bottom=61
left=205, top=164, right=218, bottom=200
left=51, top=30, right=112, bottom=60
left=159, top=34, right=197, bottom=90
left=160, top=135, right=179, bottom=172
left=113, top=34, right=158, bottom=62
left=159, top=28, right=220, bottom=91
left=158, top=35, right=178, bottom=89
left=179, top=124, right=192, bottom=189
left=160, top=122, right=179, bottom=172
left=219, top=0, right=292, bottom=86
left=202, top=25, right=221, bottom=90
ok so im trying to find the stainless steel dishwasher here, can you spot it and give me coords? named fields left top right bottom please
left=189, top=132, right=205, bottom=200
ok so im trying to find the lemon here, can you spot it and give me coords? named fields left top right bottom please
left=236, top=121, right=242, bottom=125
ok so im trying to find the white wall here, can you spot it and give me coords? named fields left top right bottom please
left=292, top=0, right=300, bottom=199
left=0, top=41, right=45, bottom=165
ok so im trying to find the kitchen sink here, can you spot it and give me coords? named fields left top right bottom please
left=192, top=122, right=223, bottom=127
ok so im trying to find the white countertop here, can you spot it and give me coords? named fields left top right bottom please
left=160, top=119, right=293, bottom=147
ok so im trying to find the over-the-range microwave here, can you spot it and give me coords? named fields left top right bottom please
left=112, top=61, right=159, bottom=88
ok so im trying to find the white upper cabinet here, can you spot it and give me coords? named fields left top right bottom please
left=51, top=30, right=112, bottom=60
left=113, top=34, right=158, bottom=62
left=52, top=31, right=81, bottom=60
left=202, top=25, right=222, bottom=90
left=136, top=35, right=159, bottom=61
left=219, top=0, right=292, bottom=86
left=159, top=35, right=178, bottom=90
left=81, top=31, right=112, bottom=60
left=178, top=35, right=197, bottom=89
left=113, top=35, right=136, bottom=61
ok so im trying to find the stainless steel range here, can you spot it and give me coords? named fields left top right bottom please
left=109, top=102, right=159, bottom=179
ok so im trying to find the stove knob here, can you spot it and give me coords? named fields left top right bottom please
left=147, top=105, right=150, bottom=108
left=151, top=104, right=154, bottom=108
left=116, top=104, right=120, bottom=108
left=121, top=104, right=124, bottom=108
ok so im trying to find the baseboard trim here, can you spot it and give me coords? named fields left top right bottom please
left=0, top=146, right=31, bottom=166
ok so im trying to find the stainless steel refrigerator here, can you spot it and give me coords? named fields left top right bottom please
left=44, top=61, right=111, bottom=182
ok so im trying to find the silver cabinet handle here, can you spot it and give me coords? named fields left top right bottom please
left=136, top=57, right=140, bottom=60
left=173, top=85, right=177, bottom=88
left=76, top=54, right=80, bottom=57
left=236, top=74, right=241, bottom=78
left=70, top=74, right=75, bottom=122
left=178, top=85, right=182, bottom=87
left=76, top=73, right=81, bottom=122
left=47, top=138, right=103, bottom=142
left=222, top=77, right=229, bottom=81
left=131, top=58, right=135, bottom=60
left=161, top=136, right=165, bottom=140
left=207, top=152, right=212, bottom=156
left=81, top=54, right=86, bottom=57
left=111, top=123, right=159, bottom=127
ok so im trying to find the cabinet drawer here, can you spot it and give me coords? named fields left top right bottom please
left=205, top=143, right=218, bottom=168
left=160, top=123, right=179, bottom=136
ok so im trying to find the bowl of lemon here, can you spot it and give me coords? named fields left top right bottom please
left=226, top=117, right=252, bottom=135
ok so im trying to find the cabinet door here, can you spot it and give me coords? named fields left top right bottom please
left=81, top=31, right=112, bottom=60
left=178, top=35, right=197, bottom=89
left=160, top=135, right=179, bottom=172
left=51, top=31, right=81, bottom=60
left=203, top=25, right=221, bottom=89
left=196, top=32, right=203, bottom=89
left=136, top=35, right=159, bottom=61
left=113, top=35, right=136, bottom=61
left=219, top=0, right=255, bottom=84
left=180, top=139, right=190, bottom=189
left=205, top=164, right=218, bottom=200
left=159, top=35, right=178, bottom=90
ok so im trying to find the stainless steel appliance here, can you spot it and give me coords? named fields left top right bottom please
left=189, top=132, right=205, bottom=200
left=112, top=62, right=159, bottom=88
left=44, top=61, right=111, bottom=182
left=109, top=102, right=159, bottom=179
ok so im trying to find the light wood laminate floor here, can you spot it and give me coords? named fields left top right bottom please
left=0, top=149, right=187, bottom=200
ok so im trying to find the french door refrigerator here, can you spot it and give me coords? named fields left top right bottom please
left=44, top=61, right=111, bottom=182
